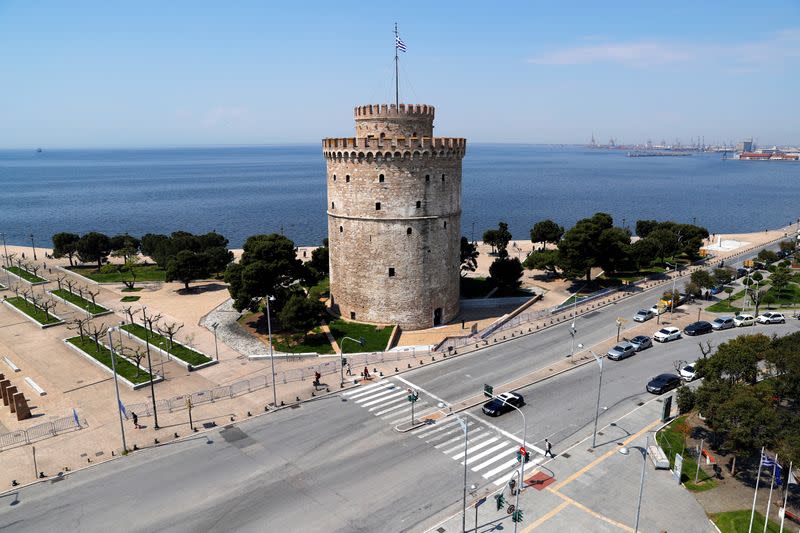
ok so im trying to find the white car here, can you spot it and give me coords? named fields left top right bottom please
left=653, top=326, right=681, bottom=343
left=680, top=362, right=698, bottom=381
left=734, top=313, right=755, bottom=327
left=649, top=305, right=667, bottom=316
left=757, top=312, right=786, bottom=324
left=633, top=309, right=655, bottom=322
left=711, top=317, right=735, bottom=330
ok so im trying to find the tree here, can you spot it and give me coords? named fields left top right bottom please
left=86, top=321, right=108, bottom=355
left=158, top=322, right=184, bottom=354
left=523, top=249, right=559, bottom=276
left=140, top=233, right=170, bottom=264
left=757, top=249, right=778, bottom=264
left=635, top=220, right=659, bottom=238
left=631, top=238, right=659, bottom=270
left=690, top=270, right=715, bottom=290
left=769, top=265, right=791, bottom=296
left=460, top=237, right=479, bottom=277
left=676, top=386, right=696, bottom=414
left=309, top=239, right=330, bottom=277
left=750, top=288, right=768, bottom=315
left=596, top=227, right=633, bottom=274
left=118, top=258, right=140, bottom=290
left=225, top=234, right=303, bottom=312
left=68, top=317, right=90, bottom=341
left=77, top=232, right=112, bottom=269
left=277, top=293, right=325, bottom=334
left=166, top=250, right=210, bottom=290
left=530, top=220, right=564, bottom=250
left=488, top=257, right=523, bottom=291
left=557, top=213, right=614, bottom=281
left=779, top=240, right=796, bottom=254
left=696, top=334, right=771, bottom=386
left=712, top=267, right=735, bottom=286
left=52, top=233, right=80, bottom=266
left=683, top=281, right=701, bottom=297
left=483, top=222, right=512, bottom=257
left=109, top=234, right=140, bottom=262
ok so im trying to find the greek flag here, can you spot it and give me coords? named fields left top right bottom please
left=761, top=453, right=776, bottom=467
left=790, top=468, right=798, bottom=485
left=118, top=399, right=128, bottom=420
left=396, top=35, right=407, bottom=53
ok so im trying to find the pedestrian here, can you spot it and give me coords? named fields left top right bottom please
left=345, top=364, right=352, bottom=376
left=132, top=412, right=139, bottom=429
left=544, top=438, right=555, bottom=458
left=363, top=366, right=370, bottom=379
left=508, top=477, right=517, bottom=496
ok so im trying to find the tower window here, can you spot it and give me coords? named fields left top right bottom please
left=416, top=200, right=421, bottom=208
left=388, top=267, right=395, bottom=277
left=441, top=174, right=446, bottom=182
left=345, top=175, right=350, bottom=182
left=350, top=311, right=356, bottom=320
left=375, top=202, right=381, bottom=210
left=339, top=225, right=343, bottom=233
left=331, top=201, right=335, bottom=209
left=333, top=174, right=337, bottom=181
left=425, top=174, right=430, bottom=182
left=379, top=174, right=385, bottom=183
left=407, top=228, right=412, bottom=235
left=444, top=221, right=447, bottom=229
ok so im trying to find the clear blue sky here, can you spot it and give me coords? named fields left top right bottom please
left=2, top=0, right=799, bottom=148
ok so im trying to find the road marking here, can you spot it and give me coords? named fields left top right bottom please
left=472, top=446, right=517, bottom=471
left=450, top=437, right=499, bottom=459
left=462, top=441, right=509, bottom=466
left=394, top=375, right=450, bottom=408
left=370, top=396, right=407, bottom=413
left=435, top=428, right=481, bottom=449
left=492, top=459, right=543, bottom=486
left=442, top=431, right=493, bottom=455
left=481, top=458, right=518, bottom=478
left=520, top=500, right=569, bottom=532
left=425, top=425, right=464, bottom=444
left=414, top=420, right=459, bottom=438
left=354, top=386, right=400, bottom=404
left=343, top=381, right=387, bottom=397
left=346, top=383, right=394, bottom=400
left=359, top=390, right=405, bottom=407
left=546, top=489, right=633, bottom=532
left=464, top=412, right=543, bottom=454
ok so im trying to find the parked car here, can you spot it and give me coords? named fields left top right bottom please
left=629, top=335, right=653, bottom=351
left=607, top=341, right=637, bottom=361
left=680, top=362, right=698, bottom=382
left=734, top=313, right=755, bottom=327
left=710, top=285, right=725, bottom=295
left=711, top=317, right=735, bottom=330
left=736, top=268, right=748, bottom=279
left=757, top=312, right=786, bottom=324
left=633, top=309, right=655, bottom=322
left=653, top=327, right=681, bottom=342
left=684, top=321, right=713, bottom=336
left=482, top=392, right=525, bottom=417
left=646, top=373, right=682, bottom=394
left=649, top=305, right=667, bottom=316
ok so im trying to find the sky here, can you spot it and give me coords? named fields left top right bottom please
left=1, top=0, right=799, bottom=148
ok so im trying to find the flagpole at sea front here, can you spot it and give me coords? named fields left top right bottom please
left=764, top=453, right=779, bottom=533
left=779, top=461, right=793, bottom=533
left=749, top=446, right=765, bottom=533
left=394, top=23, right=399, bottom=107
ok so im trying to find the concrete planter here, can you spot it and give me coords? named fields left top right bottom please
left=115, top=327, right=217, bottom=371
left=62, top=338, right=162, bottom=390
left=2, top=267, right=49, bottom=286
left=3, top=298, right=65, bottom=329
left=48, top=290, right=114, bottom=317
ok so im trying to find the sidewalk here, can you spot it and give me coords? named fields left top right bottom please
left=423, top=394, right=715, bottom=533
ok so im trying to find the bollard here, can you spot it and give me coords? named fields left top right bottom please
left=295, top=396, right=300, bottom=402
left=39, top=472, right=45, bottom=479
left=419, top=360, right=423, bottom=365
left=408, top=363, right=412, bottom=368
left=311, top=392, right=315, bottom=397
left=431, top=356, right=436, bottom=361
left=12, top=480, right=19, bottom=486
left=174, top=432, right=179, bottom=438
left=247, top=411, right=252, bottom=417
left=133, top=444, right=138, bottom=450
left=395, top=367, right=399, bottom=372
left=280, top=400, right=285, bottom=406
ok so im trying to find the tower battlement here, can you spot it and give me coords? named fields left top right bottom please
left=355, top=104, right=435, bottom=119
left=322, top=136, right=466, bottom=151
left=354, top=103, right=435, bottom=138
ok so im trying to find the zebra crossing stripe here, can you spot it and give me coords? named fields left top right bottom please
left=425, top=425, right=464, bottom=443
left=463, top=441, right=510, bottom=466
left=375, top=401, right=411, bottom=417
left=471, top=447, right=518, bottom=471
left=354, top=386, right=400, bottom=404
left=360, top=390, right=405, bottom=407
left=435, top=428, right=481, bottom=449
left=414, top=420, right=459, bottom=439
left=343, top=381, right=387, bottom=397
left=482, top=458, right=519, bottom=479
left=450, top=437, right=499, bottom=459
left=492, top=460, right=543, bottom=486
left=443, top=431, right=493, bottom=456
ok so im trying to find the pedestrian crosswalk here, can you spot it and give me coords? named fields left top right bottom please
left=342, top=379, right=545, bottom=486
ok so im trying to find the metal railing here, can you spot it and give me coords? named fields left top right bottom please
left=0, top=413, right=82, bottom=451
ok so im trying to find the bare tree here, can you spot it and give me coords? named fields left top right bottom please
left=56, top=274, right=67, bottom=291
left=21, top=287, right=33, bottom=306
left=39, top=298, right=57, bottom=322
left=11, top=284, right=20, bottom=298
left=68, top=316, right=91, bottom=341
left=158, top=322, right=184, bottom=354
left=86, top=321, right=108, bottom=354
left=64, top=277, right=77, bottom=295
left=121, top=305, right=137, bottom=327
left=142, top=311, right=162, bottom=338
left=6, top=253, right=16, bottom=268
left=127, top=345, right=146, bottom=377
left=76, top=285, right=85, bottom=300
left=698, top=340, right=714, bottom=358
left=28, top=262, right=41, bottom=278
left=86, top=288, right=101, bottom=308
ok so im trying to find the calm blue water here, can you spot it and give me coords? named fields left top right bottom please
left=1, top=145, right=798, bottom=247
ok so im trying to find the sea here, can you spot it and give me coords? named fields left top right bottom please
left=1, top=145, right=798, bottom=248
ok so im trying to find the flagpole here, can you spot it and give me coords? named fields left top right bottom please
left=108, top=330, right=127, bottom=453
left=394, top=23, right=399, bottom=108
left=779, top=461, right=792, bottom=533
left=750, top=446, right=765, bottom=533
left=764, top=453, right=779, bottom=533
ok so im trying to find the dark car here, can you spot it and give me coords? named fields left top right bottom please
left=482, top=392, right=525, bottom=417
left=646, top=373, right=682, bottom=394
left=736, top=268, right=748, bottom=279
left=683, top=321, right=713, bottom=336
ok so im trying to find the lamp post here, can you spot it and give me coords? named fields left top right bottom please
left=211, top=322, right=220, bottom=361
left=665, top=261, right=678, bottom=318
left=29, top=234, right=37, bottom=261
left=339, top=336, right=364, bottom=387
left=139, top=306, right=160, bottom=429
left=265, top=295, right=277, bottom=407
left=469, top=483, right=479, bottom=532
left=1, top=232, right=8, bottom=267
left=568, top=284, right=584, bottom=360
left=581, top=345, right=605, bottom=450
left=107, top=330, right=127, bottom=453
left=488, top=393, right=527, bottom=533
left=457, top=417, right=469, bottom=533
left=619, top=433, right=650, bottom=533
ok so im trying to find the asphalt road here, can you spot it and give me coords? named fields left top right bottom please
left=0, top=241, right=789, bottom=532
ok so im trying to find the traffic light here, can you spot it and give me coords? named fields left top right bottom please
left=494, top=494, right=505, bottom=511
left=511, top=509, right=524, bottom=523
left=484, top=384, right=493, bottom=398
left=516, top=446, right=530, bottom=463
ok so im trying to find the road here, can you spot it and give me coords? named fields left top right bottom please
left=0, top=242, right=790, bottom=532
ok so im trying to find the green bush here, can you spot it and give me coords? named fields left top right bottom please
left=676, top=386, right=696, bottom=414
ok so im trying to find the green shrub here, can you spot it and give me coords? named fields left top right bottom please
left=677, top=385, right=696, bottom=414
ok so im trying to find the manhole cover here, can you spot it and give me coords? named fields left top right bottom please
left=561, top=453, right=571, bottom=458
left=94, top=451, right=104, bottom=457
left=290, top=404, right=301, bottom=409
left=637, top=401, right=645, bottom=406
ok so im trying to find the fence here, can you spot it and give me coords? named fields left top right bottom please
left=0, top=413, right=82, bottom=451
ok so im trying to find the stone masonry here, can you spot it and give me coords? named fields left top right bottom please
left=323, top=104, right=467, bottom=330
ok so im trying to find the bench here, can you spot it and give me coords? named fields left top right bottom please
left=24, top=377, right=46, bottom=396
left=648, top=444, right=670, bottom=469
left=2, top=356, right=20, bottom=373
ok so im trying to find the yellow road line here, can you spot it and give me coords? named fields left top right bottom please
left=520, top=500, right=569, bottom=532
left=547, top=489, right=634, bottom=532
left=550, top=419, right=660, bottom=492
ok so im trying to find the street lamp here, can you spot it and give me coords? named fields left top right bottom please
left=339, top=336, right=364, bottom=386
left=580, top=344, right=604, bottom=450
left=139, top=306, right=160, bottom=430
left=568, top=284, right=584, bottom=360
left=0, top=232, right=9, bottom=267
left=457, top=416, right=469, bottom=533
left=29, top=234, right=37, bottom=261
left=107, top=330, right=127, bottom=453
left=487, top=393, right=527, bottom=533
left=469, top=483, right=479, bottom=532
left=664, top=261, right=678, bottom=318
left=619, top=433, right=650, bottom=533
left=265, top=295, right=277, bottom=407
left=211, top=322, right=220, bottom=361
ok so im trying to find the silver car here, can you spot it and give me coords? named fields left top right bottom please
left=629, top=335, right=653, bottom=351
left=633, top=309, right=654, bottom=322
left=711, top=317, right=735, bottom=330
left=607, top=341, right=636, bottom=361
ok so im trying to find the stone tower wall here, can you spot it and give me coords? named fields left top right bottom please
left=323, top=104, right=466, bottom=330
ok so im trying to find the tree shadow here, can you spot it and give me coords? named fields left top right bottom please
left=176, top=283, right=227, bottom=295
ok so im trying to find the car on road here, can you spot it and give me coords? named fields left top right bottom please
left=633, top=309, right=655, bottom=322
left=711, top=317, right=735, bottom=330
left=481, top=392, right=525, bottom=417
left=629, top=335, right=653, bottom=351
left=757, top=312, right=786, bottom=324
left=646, top=373, right=682, bottom=394
left=607, top=341, right=637, bottom=361
left=653, top=326, right=681, bottom=343
left=710, top=285, right=725, bottom=295
left=734, top=313, right=755, bottom=327
left=679, top=362, right=698, bottom=382
left=683, top=321, right=713, bottom=336
left=736, top=268, right=748, bottom=279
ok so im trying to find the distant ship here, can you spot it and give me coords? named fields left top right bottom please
left=36, top=148, right=42, bottom=153
left=627, top=151, right=691, bottom=158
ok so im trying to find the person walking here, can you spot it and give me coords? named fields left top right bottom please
left=544, top=438, right=555, bottom=458
left=346, top=364, right=352, bottom=376
left=363, top=366, right=370, bottom=379
left=132, top=412, right=139, bottom=429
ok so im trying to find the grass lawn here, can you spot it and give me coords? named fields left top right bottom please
left=273, top=327, right=334, bottom=354
left=656, top=416, right=717, bottom=491
left=120, top=295, right=140, bottom=302
left=329, top=320, right=394, bottom=353
left=707, top=299, right=742, bottom=313
left=121, top=287, right=143, bottom=293
left=3, top=265, right=47, bottom=283
left=602, top=266, right=667, bottom=283
left=460, top=276, right=495, bottom=298
left=121, top=323, right=211, bottom=366
left=307, top=277, right=330, bottom=300
left=711, top=510, right=780, bottom=533
left=52, top=288, right=108, bottom=314
left=5, top=296, right=61, bottom=325
left=69, top=264, right=166, bottom=283
left=66, top=336, right=152, bottom=385
left=765, top=282, right=800, bottom=305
